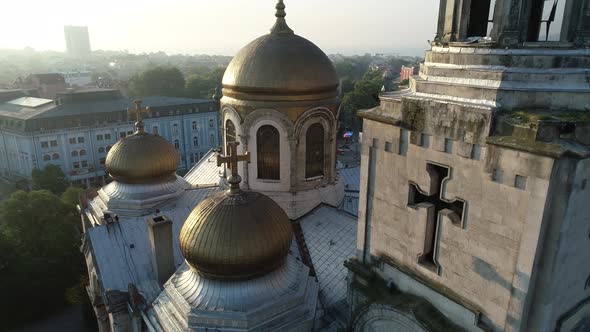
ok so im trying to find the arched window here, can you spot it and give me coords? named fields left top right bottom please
left=226, top=120, right=236, bottom=144
left=152, top=126, right=158, bottom=135
left=98, top=147, right=105, bottom=154
left=193, top=136, right=199, bottom=146
left=257, top=125, right=280, bottom=180
left=80, top=149, right=87, bottom=156
left=174, top=139, right=179, bottom=149
left=52, top=153, right=60, bottom=160
left=71, top=150, right=78, bottom=157
left=43, top=154, right=51, bottom=161
left=306, top=123, right=324, bottom=178
left=192, top=121, right=197, bottom=131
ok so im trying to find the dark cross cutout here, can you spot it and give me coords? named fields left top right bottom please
left=127, top=99, right=151, bottom=133
left=408, top=162, right=466, bottom=274
left=217, top=141, right=250, bottom=194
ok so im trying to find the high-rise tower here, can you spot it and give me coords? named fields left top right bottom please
left=64, top=25, right=91, bottom=59
left=348, top=0, right=590, bottom=331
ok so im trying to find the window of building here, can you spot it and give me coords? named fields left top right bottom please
left=77, top=137, right=84, bottom=144
left=41, top=141, right=49, bottom=148
left=43, top=154, right=51, bottom=161
left=105, top=133, right=112, bottom=140
left=193, top=136, right=199, bottom=146
left=69, top=138, right=76, bottom=144
left=50, top=140, right=58, bottom=147
left=209, top=119, right=214, bottom=128
left=96, top=134, right=104, bottom=141
left=256, top=125, right=280, bottom=180
left=152, top=126, right=158, bottom=135
left=73, top=162, right=80, bottom=169
left=174, top=139, right=179, bottom=149
left=225, top=119, right=236, bottom=147
left=173, top=123, right=179, bottom=135
left=52, top=153, right=60, bottom=160
left=209, top=134, right=214, bottom=145
left=192, top=121, right=197, bottom=131
left=99, top=158, right=106, bottom=165
left=306, top=123, right=324, bottom=178
left=80, top=149, right=87, bottom=156
left=127, top=131, right=133, bottom=136
left=467, top=0, right=496, bottom=37
left=120, top=132, right=126, bottom=139
left=527, top=0, right=567, bottom=42
left=98, top=147, right=105, bottom=154
left=71, top=150, right=79, bottom=157
left=81, top=160, right=88, bottom=168
left=190, top=154, right=195, bottom=164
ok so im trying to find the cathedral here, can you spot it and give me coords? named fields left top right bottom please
left=80, top=1, right=357, bottom=331
left=80, top=0, right=590, bottom=331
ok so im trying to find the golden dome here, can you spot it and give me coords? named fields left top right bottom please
left=179, top=141, right=292, bottom=280
left=179, top=190, right=292, bottom=280
left=222, top=1, right=339, bottom=101
left=106, top=132, right=179, bottom=184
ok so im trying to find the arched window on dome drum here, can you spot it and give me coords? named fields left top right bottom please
left=257, top=125, right=280, bottom=180
left=305, top=123, right=324, bottom=178
left=225, top=119, right=236, bottom=170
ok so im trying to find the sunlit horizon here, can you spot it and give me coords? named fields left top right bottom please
left=0, top=0, right=439, bottom=56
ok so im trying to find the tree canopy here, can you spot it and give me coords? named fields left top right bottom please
left=32, top=164, right=68, bottom=195
left=129, top=66, right=187, bottom=97
left=185, top=67, right=225, bottom=99
left=0, top=189, right=84, bottom=329
left=340, top=70, right=384, bottom=132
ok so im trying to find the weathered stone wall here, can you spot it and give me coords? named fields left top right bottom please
left=357, top=115, right=554, bottom=330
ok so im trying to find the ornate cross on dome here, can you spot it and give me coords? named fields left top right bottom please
left=127, top=99, right=151, bottom=133
left=217, top=142, right=250, bottom=193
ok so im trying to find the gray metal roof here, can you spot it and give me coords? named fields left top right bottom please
left=298, top=205, right=357, bottom=311
left=0, top=95, right=213, bottom=120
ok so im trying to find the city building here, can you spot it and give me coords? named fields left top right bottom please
left=400, top=65, right=418, bottom=82
left=348, top=0, right=590, bottom=331
left=79, top=2, right=360, bottom=331
left=0, top=88, right=221, bottom=186
left=19, top=73, right=67, bottom=99
left=64, top=25, right=92, bottom=59
left=62, top=71, right=93, bottom=87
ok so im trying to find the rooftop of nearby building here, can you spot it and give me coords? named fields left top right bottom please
left=0, top=88, right=214, bottom=121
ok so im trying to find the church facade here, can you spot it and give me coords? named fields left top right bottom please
left=79, top=2, right=358, bottom=331
left=348, top=0, right=590, bottom=331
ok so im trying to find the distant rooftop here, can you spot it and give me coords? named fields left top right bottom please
left=7, top=97, right=53, bottom=108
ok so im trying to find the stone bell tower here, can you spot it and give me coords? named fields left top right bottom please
left=347, top=0, right=590, bottom=331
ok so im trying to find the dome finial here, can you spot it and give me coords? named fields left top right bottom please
left=271, top=0, right=293, bottom=34
left=127, top=99, right=151, bottom=133
left=217, top=142, right=250, bottom=194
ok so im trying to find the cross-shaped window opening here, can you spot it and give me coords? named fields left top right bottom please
left=408, top=162, right=466, bottom=273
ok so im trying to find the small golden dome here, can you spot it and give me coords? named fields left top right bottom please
left=106, top=132, right=179, bottom=184
left=222, top=1, right=339, bottom=101
left=179, top=188, right=292, bottom=280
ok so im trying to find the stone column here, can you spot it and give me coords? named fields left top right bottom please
left=493, top=0, right=527, bottom=46
left=562, top=0, right=590, bottom=44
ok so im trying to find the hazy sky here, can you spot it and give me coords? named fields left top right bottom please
left=1, top=0, right=440, bottom=56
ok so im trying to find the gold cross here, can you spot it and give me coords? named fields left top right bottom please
left=127, top=99, right=151, bottom=133
left=217, top=142, right=250, bottom=192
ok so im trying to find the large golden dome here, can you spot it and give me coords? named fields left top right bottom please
left=222, top=1, right=339, bottom=101
left=179, top=190, right=292, bottom=280
left=179, top=141, right=292, bottom=280
left=106, top=132, right=179, bottom=184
